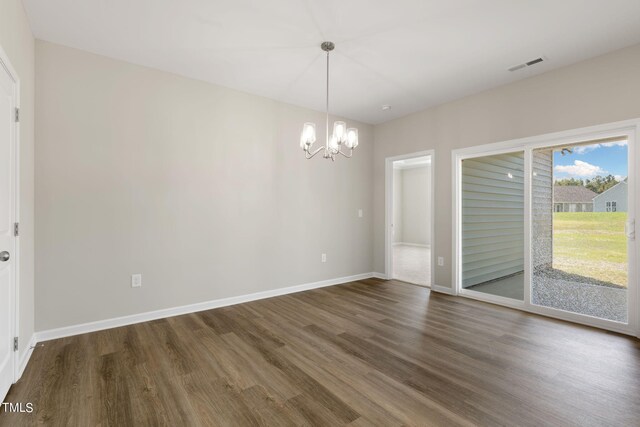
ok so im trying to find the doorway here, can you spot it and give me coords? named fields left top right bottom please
left=453, top=120, right=639, bottom=336
left=0, top=47, right=19, bottom=401
left=386, top=151, right=434, bottom=287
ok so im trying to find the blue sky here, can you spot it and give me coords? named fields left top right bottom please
left=553, top=140, right=628, bottom=181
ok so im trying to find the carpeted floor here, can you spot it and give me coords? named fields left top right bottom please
left=392, top=244, right=430, bottom=286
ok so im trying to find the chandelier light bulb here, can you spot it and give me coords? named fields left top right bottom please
left=346, top=128, right=358, bottom=149
left=333, top=121, right=346, bottom=144
left=329, top=134, right=339, bottom=152
left=300, top=122, right=316, bottom=150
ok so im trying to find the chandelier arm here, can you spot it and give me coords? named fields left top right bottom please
left=305, top=146, right=325, bottom=159
left=336, top=148, right=353, bottom=158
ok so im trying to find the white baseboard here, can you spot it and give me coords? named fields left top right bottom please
left=35, top=272, right=375, bottom=343
left=431, top=284, right=457, bottom=295
left=16, top=334, right=36, bottom=380
left=371, top=272, right=388, bottom=280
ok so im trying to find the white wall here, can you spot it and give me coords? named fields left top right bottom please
left=398, top=165, right=430, bottom=246
left=374, top=43, right=640, bottom=287
left=0, top=0, right=35, bottom=364
left=35, top=41, right=374, bottom=331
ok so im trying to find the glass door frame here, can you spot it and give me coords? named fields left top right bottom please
left=452, top=119, right=639, bottom=337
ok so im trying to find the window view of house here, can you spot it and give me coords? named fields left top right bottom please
left=594, top=179, right=627, bottom=212
left=532, top=139, right=628, bottom=322
left=553, top=186, right=596, bottom=212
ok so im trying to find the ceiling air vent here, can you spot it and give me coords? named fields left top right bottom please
left=508, top=57, right=545, bottom=72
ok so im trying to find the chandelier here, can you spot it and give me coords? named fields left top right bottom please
left=299, top=42, right=359, bottom=161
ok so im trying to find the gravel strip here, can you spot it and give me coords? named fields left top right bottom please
left=532, top=270, right=627, bottom=323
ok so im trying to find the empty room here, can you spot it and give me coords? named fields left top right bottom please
left=1, top=0, right=640, bottom=425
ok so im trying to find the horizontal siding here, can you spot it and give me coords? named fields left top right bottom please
left=464, top=256, right=524, bottom=276
left=462, top=199, right=524, bottom=209
left=463, top=248, right=525, bottom=265
left=462, top=208, right=524, bottom=216
left=463, top=192, right=523, bottom=199
left=462, top=152, right=524, bottom=288
left=463, top=238, right=526, bottom=252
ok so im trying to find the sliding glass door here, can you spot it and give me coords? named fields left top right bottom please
left=460, top=152, right=525, bottom=301
left=455, top=122, right=638, bottom=335
left=531, top=139, right=630, bottom=323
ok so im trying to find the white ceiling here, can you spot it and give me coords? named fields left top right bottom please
left=22, top=0, right=640, bottom=124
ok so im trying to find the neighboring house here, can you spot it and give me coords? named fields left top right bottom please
left=593, top=179, right=628, bottom=212
left=553, top=185, right=597, bottom=212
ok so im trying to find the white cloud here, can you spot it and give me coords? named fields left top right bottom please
left=554, top=160, right=607, bottom=178
left=572, top=146, right=596, bottom=154
left=572, top=140, right=628, bottom=155
left=601, top=140, right=628, bottom=148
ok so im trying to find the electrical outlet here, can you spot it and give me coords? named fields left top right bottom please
left=358, top=209, right=363, bottom=218
left=131, top=274, right=142, bottom=288
left=437, top=257, right=444, bottom=267
left=321, top=253, right=327, bottom=263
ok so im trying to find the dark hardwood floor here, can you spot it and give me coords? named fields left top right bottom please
left=1, top=278, right=639, bottom=426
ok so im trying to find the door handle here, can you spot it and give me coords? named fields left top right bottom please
left=625, top=220, right=635, bottom=240
left=0, top=251, right=9, bottom=262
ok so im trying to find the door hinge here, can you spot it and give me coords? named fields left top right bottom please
left=13, top=337, right=18, bottom=352
left=14, top=222, right=19, bottom=237
left=15, top=108, right=19, bottom=123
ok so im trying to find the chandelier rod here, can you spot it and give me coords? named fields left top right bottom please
left=325, top=48, right=330, bottom=153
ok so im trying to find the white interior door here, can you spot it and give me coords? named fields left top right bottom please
left=0, top=59, right=17, bottom=402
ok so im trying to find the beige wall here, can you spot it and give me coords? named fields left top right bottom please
left=392, top=168, right=402, bottom=243
left=374, top=43, right=640, bottom=288
left=396, top=166, right=430, bottom=246
left=0, top=0, right=35, bottom=360
left=35, top=41, right=373, bottom=330
left=401, top=166, right=431, bottom=246
left=30, top=36, right=640, bottom=327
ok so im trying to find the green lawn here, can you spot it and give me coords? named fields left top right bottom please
left=553, top=212, right=628, bottom=287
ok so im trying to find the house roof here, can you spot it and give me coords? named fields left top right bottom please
left=592, top=180, right=628, bottom=200
left=553, top=185, right=597, bottom=203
